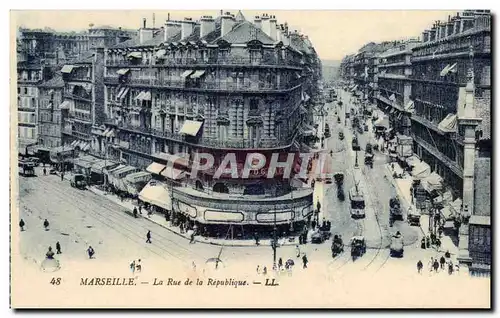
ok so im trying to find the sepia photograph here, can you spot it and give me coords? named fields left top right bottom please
left=9, top=8, right=492, bottom=309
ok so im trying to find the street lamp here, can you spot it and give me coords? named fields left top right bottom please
left=354, top=150, right=359, bottom=168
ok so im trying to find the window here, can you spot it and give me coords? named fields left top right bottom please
left=17, top=87, right=20, bottom=94
left=24, top=87, right=28, bottom=95
left=213, top=183, right=229, bottom=194
left=250, top=99, right=259, bottom=113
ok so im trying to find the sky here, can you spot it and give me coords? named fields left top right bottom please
left=12, top=10, right=457, bottom=61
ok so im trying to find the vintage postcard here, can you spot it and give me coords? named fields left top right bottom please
left=10, top=9, right=491, bottom=308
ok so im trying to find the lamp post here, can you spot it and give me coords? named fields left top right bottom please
left=354, top=149, right=359, bottom=168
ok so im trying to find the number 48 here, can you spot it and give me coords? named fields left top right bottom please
left=50, top=277, right=61, bottom=285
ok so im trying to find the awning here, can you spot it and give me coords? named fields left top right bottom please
left=117, top=87, right=130, bottom=100
left=373, top=116, right=390, bottom=129
left=135, top=91, right=145, bottom=100
left=102, top=128, right=111, bottom=136
left=91, top=160, right=119, bottom=174
left=61, top=65, right=75, bottom=74
left=112, top=166, right=138, bottom=178
left=104, top=129, right=115, bottom=138
left=117, top=69, right=130, bottom=75
left=146, top=162, right=166, bottom=175
left=155, top=49, right=166, bottom=58
left=180, top=120, right=203, bottom=136
left=389, top=94, right=396, bottom=102
left=302, top=92, right=311, bottom=102
left=139, top=181, right=172, bottom=210
left=127, top=52, right=142, bottom=59
left=135, top=91, right=151, bottom=101
left=440, top=63, right=457, bottom=77
left=438, top=114, right=457, bottom=133
left=411, top=161, right=431, bottom=179
left=48, top=89, right=54, bottom=95
left=105, top=164, right=126, bottom=175
left=190, top=70, right=206, bottom=79
left=449, top=198, right=463, bottom=215
left=181, top=70, right=194, bottom=78
left=152, top=152, right=190, bottom=167
left=405, top=155, right=421, bottom=167
left=440, top=206, right=454, bottom=220
left=299, top=105, right=307, bottom=114
left=405, top=100, right=415, bottom=113
left=74, top=158, right=93, bottom=169
left=82, top=143, right=90, bottom=151
left=160, top=166, right=186, bottom=180
left=421, top=172, right=444, bottom=193
left=397, top=112, right=403, bottom=120
left=70, top=140, right=78, bottom=147
left=60, top=100, right=71, bottom=109
left=125, top=171, right=152, bottom=184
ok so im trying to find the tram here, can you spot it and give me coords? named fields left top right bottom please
left=19, top=160, right=36, bottom=177
left=349, top=185, right=365, bottom=219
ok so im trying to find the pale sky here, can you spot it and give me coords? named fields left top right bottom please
left=12, top=10, right=457, bottom=60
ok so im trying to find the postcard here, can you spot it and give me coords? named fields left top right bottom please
left=10, top=9, right=491, bottom=308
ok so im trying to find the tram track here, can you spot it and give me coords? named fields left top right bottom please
left=20, top=175, right=214, bottom=264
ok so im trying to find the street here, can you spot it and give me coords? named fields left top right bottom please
left=16, top=90, right=455, bottom=280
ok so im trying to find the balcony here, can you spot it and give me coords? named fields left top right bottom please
left=198, top=137, right=292, bottom=149
left=105, top=77, right=301, bottom=93
left=105, top=56, right=303, bottom=69
left=64, top=93, right=92, bottom=103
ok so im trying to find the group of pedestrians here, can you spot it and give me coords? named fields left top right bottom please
left=417, top=252, right=458, bottom=275
left=129, top=259, right=142, bottom=274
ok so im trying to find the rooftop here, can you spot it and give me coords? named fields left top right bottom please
left=39, top=74, right=64, bottom=88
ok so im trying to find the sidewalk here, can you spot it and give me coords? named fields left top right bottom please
left=383, top=162, right=459, bottom=258
left=87, top=185, right=299, bottom=248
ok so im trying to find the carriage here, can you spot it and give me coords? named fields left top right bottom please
left=350, top=236, right=366, bottom=260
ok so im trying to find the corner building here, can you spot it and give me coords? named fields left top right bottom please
left=102, top=12, right=322, bottom=231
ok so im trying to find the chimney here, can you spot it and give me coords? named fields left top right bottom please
left=221, top=12, right=235, bottom=37
left=446, top=20, right=454, bottom=36
left=454, top=16, right=462, bottom=34
left=167, top=13, right=170, bottom=21
left=440, top=22, right=447, bottom=39
left=421, top=30, right=429, bottom=43
left=165, top=20, right=181, bottom=41
left=269, top=15, right=277, bottom=40
left=261, top=13, right=271, bottom=37
left=276, top=24, right=282, bottom=42
left=139, top=19, right=154, bottom=44
left=180, top=17, right=194, bottom=40
left=200, top=15, right=215, bottom=38
left=429, top=26, right=436, bottom=42
left=254, top=15, right=262, bottom=29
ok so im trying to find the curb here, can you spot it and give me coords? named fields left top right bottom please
left=88, top=186, right=299, bottom=248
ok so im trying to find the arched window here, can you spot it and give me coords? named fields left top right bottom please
left=213, top=183, right=229, bottom=194
left=243, top=184, right=265, bottom=195
left=195, top=180, right=204, bottom=191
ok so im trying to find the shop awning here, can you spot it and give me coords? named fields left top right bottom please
left=421, top=172, right=444, bottom=193
left=152, top=152, right=190, bottom=167
left=373, top=116, right=390, bottom=129
left=180, top=120, right=203, bottom=136
left=389, top=94, right=396, bottom=102
left=91, top=160, right=119, bottom=174
left=181, top=70, right=194, bottom=78
left=125, top=171, right=152, bottom=184
left=60, top=100, right=71, bottom=110
left=155, top=49, right=166, bottom=58
left=440, top=206, right=454, bottom=220
left=113, top=166, right=138, bottom=178
left=139, top=181, right=172, bottom=210
left=61, top=65, right=75, bottom=74
left=450, top=198, right=462, bottom=215
left=190, top=70, right=206, bottom=79
left=405, top=100, right=415, bottom=113
left=117, top=68, right=130, bottom=75
left=81, top=143, right=90, bottom=151
left=438, top=114, right=457, bottom=133
left=135, top=91, right=145, bottom=100
left=70, top=140, right=78, bottom=147
left=127, top=52, right=142, bottom=59
left=160, top=166, right=186, bottom=180
left=411, top=161, right=431, bottom=179
left=141, top=91, right=151, bottom=101
left=105, top=164, right=126, bottom=175
left=104, top=129, right=115, bottom=138
left=440, top=63, right=457, bottom=77
left=146, top=162, right=166, bottom=175
left=74, top=158, right=93, bottom=169
left=117, top=87, right=130, bottom=100
left=405, top=155, right=421, bottom=167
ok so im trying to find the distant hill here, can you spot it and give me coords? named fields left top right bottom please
left=321, top=59, right=341, bottom=83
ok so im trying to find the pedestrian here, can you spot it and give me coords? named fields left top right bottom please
left=433, top=259, right=439, bottom=272
left=254, top=232, right=260, bottom=246
left=43, top=167, right=47, bottom=176
left=136, top=259, right=142, bottom=272
left=139, top=205, right=142, bottom=215
left=278, top=258, right=283, bottom=270
left=263, top=266, right=267, bottom=275
left=417, top=260, right=423, bottom=274
left=445, top=250, right=451, bottom=258
left=43, top=219, right=49, bottom=231
left=428, top=257, right=434, bottom=272
left=56, top=241, right=61, bottom=254
left=256, top=265, right=260, bottom=274
left=87, top=246, right=95, bottom=259
left=296, top=245, right=301, bottom=258
left=421, top=237, right=426, bottom=249
left=19, top=219, right=25, bottom=231
left=316, top=200, right=321, bottom=213
left=189, top=231, right=195, bottom=244
left=130, top=260, right=136, bottom=274
left=192, top=261, right=196, bottom=271
left=440, top=256, right=446, bottom=269
left=146, top=230, right=152, bottom=243
left=133, top=207, right=138, bottom=218
left=436, top=238, right=442, bottom=251
left=448, top=261, right=454, bottom=275
left=46, top=247, right=55, bottom=259
left=302, top=254, right=308, bottom=269
left=426, top=235, right=431, bottom=248
left=60, top=172, right=64, bottom=181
